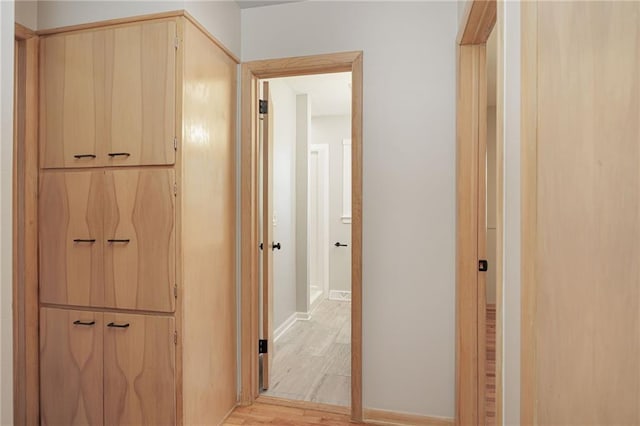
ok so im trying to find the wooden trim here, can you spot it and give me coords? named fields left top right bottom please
left=494, top=2, right=505, bottom=424
left=520, top=2, right=538, bottom=424
left=364, top=408, right=454, bottom=426
left=455, top=43, right=481, bottom=426
left=239, top=51, right=364, bottom=422
left=13, top=25, right=40, bottom=426
left=15, top=23, right=36, bottom=40
left=35, top=10, right=184, bottom=35
left=457, top=0, right=497, bottom=45
left=256, top=396, right=351, bottom=416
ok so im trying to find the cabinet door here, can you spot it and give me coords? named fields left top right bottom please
left=40, top=31, right=105, bottom=168
left=40, top=171, right=104, bottom=307
left=104, top=20, right=176, bottom=166
left=104, top=313, right=176, bottom=425
left=40, top=308, right=103, bottom=426
left=104, top=169, right=175, bottom=312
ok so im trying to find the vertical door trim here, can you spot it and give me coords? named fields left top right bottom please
left=13, top=23, right=40, bottom=426
left=308, top=144, right=330, bottom=303
left=240, top=51, right=363, bottom=421
left=456, top=0, right=503, bottom=424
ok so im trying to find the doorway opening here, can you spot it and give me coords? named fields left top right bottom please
left=258, top=73, right=353, bottom=407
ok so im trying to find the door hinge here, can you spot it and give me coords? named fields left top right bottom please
left=259, top=100, right=268, bottom=114
left=174, top=331, right=178, bottom=345
left=259, top=242, right=263, bottom=251
left=174, top=284, right=178, bottom=299
left=259, top=339, right=268, bottom=354
left=479, top=259, right=488, bottom=272
left=173, top=137, right=178, bottom=151
left=174, top=36, right=180, bottom=49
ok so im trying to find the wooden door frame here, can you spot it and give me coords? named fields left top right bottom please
left=239, top=51, right=363, bottom=421
left=13, top=22, right=40, bottom=426
left=456, top=1, right=503, bottom=425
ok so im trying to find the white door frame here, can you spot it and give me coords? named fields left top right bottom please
left=309, top=143, right=330, bottom=303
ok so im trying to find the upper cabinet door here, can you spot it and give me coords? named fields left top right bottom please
left=40, top=308, right=103, bottom=426
left=40, top=171, right=104, bottom=307
left=104, top=21, right=177, bottom=166
left=40, top=31, right=106, bottom=169
left=103, top=169, right=176, bottom=312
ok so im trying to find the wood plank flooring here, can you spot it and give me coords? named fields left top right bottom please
left=485, top=304, right=496, bottom=425
left=223, top=402, right=363, bottom=425
left=262, top=300, right=351, bottom=407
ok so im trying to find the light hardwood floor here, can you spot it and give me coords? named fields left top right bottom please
left=262, top=300, right=351, bottom=407
left=223, top=402, right=362, bottom=425
left=485, top=305, right=496, bottom=425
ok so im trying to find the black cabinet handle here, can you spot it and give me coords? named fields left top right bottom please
left=108, top=152, right=131, bottom=157
left=271, top=242, right=281, bottom=251
left=107, top=322, right=130, bottom=328
left=73, top=154, right=96, bottom=159
left=73, top=320, right=95, bottom=326
left=73, top=239, right=96, bottom=243
left=107, top=239, right=130, bottom=243
left=334, top=242, right=348, bottom=247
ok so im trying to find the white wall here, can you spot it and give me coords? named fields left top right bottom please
left=295, top=94, right=310, bottom=313
left=270, top=79, right=298, bottom=330
left=311, top=115, right=351, bottom=294
left=0, top=1, right=15, bottom=423
left=37, top=1, right=241, bottom=58
left=15, top=0, right=36, bottom=29
left=243, top=2, right=457, bottom=417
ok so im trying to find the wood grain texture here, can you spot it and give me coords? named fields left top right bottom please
left=364, top=408, right=454, bottom=426
left=104, top=312, right=176, bottom=425
left=240, top=63, right=260, bottom=405
left=492, top=4, right=504, bottom=424
left=240, top=52, right=363, bottom=421
left=458, top=0, right=497, bottom=45
left=520, top=2, right=537, bottom=424
left=262, top=81, right=274, bottom=390
left=103, top=169, right=176, bottom=312
left=485, top=305, right=496, bottom=426
left=40, top=31, right=104, bottom=168
left=13, top=31, right=40, bottom=425
left=104, top=20, right=176, bottom=167
left=179, top=20, right=237, bottom=425
left=39, top=171, right=104, bottom=307
left=476, top=45, right=487, bottom=426
left=224, top=402, right=362, bottom=426
left=40, top=307, right=103, bottom=425
left=455, top=44, right=480, bottom=426
left=532, top=2, right=640, bottom=424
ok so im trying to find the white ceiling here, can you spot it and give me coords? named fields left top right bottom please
left=272, top=72, right=352, bottom=117
left=235, top=0, right=302, bottom=9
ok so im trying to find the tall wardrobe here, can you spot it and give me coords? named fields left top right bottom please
left=37, top=12, right=237, bottom=425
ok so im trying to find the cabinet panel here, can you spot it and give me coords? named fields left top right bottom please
left=104, top=21, right=176, bottom=166
left=40, top=308, right=103, bottom=426
left=40, top=171, right=104, bottom=307
left=104, top=169, right=175, bottom=312
left=104, top=313, right=176, bottom=425
left=40, top=31, right=105, bottom=168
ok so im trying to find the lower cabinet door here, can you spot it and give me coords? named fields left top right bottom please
left=104, top=312, right=176, bottom=425
left=40, top=307, right=103, bottom=426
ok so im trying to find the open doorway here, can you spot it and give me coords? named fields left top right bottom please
left=258, top=73, right=353, bottom=407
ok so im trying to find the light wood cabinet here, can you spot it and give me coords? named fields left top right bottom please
left=104, top=313, right=176, bottom=425
left=39, top=171, right=104, bottom=307
left=40, top=308, right=103, bottom=426
left=40, top=21, right=176, bottom=169
left=104, top=169, right=176, bottom=312
left=38, top=14, right=237, bottom=426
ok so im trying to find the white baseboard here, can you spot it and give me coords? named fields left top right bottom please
left=273, top=313, right=297, bottom=342
left=329, top=290, right=352, bottom=301
left=273, top=311, right=313, bottom=342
